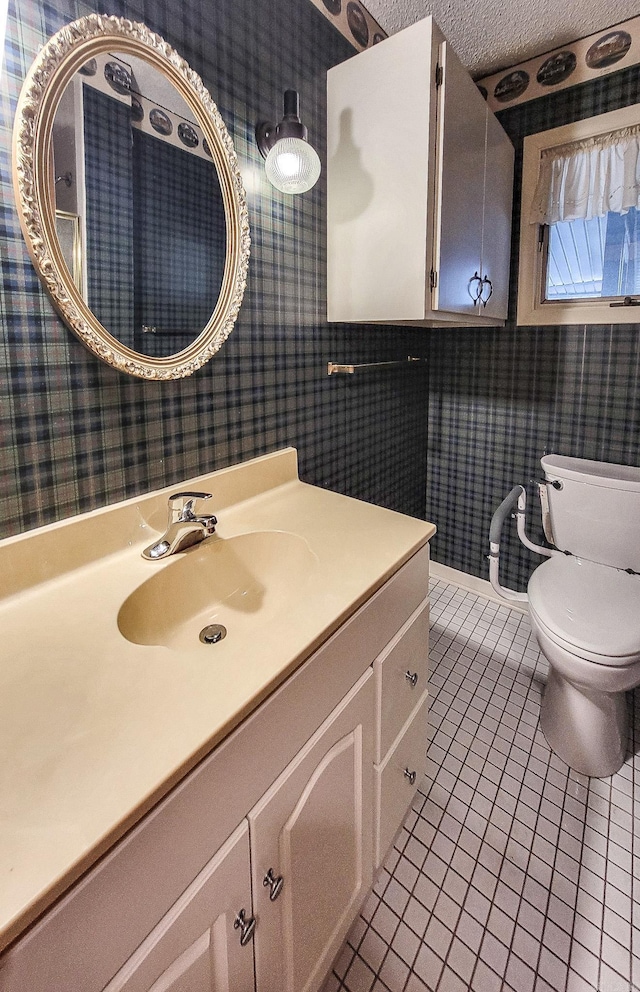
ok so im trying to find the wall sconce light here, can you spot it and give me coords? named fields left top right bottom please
left=256, top=89, right=321, bottom=195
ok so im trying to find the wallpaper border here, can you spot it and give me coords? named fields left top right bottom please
left=306, top=0, right=387, bottom=53
left=477, top=15, right=640, bottom=112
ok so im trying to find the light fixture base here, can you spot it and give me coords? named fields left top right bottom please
left=256, top=118, right=308, bottom=159
left=256, top=90, right=309, bottom=159
left=255, top=121, right=275, bottom=159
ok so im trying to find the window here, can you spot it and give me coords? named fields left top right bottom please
left=545, top=209, right=640, bottom=301
left=517, top=104, right=640, bottom=325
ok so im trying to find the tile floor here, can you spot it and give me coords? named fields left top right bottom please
left=322, top=578, right=639, bottom=992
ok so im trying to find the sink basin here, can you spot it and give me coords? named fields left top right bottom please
left=118, top=531, right=318, bottom=648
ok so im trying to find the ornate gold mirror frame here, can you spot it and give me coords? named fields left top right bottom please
left=12, top=14, right=250, bottom=379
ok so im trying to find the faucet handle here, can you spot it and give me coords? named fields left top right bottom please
left=168, top=491, right=213, bottom=522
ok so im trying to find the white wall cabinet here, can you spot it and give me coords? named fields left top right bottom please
left=0, top=546, right=430, bottom=992
left=327, top=16, right=514, bottom=327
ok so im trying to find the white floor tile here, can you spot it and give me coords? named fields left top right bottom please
left=325, top=579, right=638, bottom=992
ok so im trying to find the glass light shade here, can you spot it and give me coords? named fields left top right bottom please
left=264, top=137, right=321, bottom=194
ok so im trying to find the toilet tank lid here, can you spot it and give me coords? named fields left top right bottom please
left=542, top=454, right=640, bottom=492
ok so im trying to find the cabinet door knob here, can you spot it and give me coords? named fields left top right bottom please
left=263, top=868, right=284, bottom=901
left=234, top=908, right=256, bottom=945
left=405, top=671, right=418, bottom=688
left=404, top=768, right=417, bottom=785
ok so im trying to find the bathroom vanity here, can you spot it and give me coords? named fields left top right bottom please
left=0, top=449, right=435, bottom=992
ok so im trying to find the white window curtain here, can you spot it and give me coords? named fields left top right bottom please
left=530, top=124, right=640, bottom=225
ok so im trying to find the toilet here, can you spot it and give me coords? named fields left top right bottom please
left=528, top=455, right=640, bottom=777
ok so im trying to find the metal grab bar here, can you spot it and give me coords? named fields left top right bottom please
left=488, top=487, right=528, bottom=603
left=489, top=486, right=524, bottom=546
left=488, top=485, right=558, bottom=603
left=327, top=356, right=424, bottom=375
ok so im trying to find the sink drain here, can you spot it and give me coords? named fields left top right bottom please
left=199, top=624, right=227, bottom=644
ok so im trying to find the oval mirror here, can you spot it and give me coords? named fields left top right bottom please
left=12, top=15, right=250, bottom=379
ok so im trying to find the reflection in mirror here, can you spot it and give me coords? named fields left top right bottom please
left=55, top=210, right=82, bottom=291
left=52, top=51, right=226, bottom=359
left=13, top=14, right=249, bottom=378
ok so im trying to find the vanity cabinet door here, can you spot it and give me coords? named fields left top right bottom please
left=248, top=670, right=374, bottom=992
left=102, top=821, right=255, bottom=992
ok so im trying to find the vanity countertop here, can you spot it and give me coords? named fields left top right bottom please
left=0, top=448, right=435, bottom=951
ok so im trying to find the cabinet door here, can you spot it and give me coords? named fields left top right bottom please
left=327, top=17, right=438, bottom=323
left=479, top=108, right=514, bottom=320
left=433, top=40, right=486, bottom=318
left=249, top=671, right=374, bottom=992
left=102, top=822, right=255, bottom=992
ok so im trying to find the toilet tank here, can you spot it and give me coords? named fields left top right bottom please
left=542, top=454, right=640, bottom=571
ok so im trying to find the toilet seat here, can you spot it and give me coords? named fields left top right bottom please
left=528, top=555, right=640, bottom=666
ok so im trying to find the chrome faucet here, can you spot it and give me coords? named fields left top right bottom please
left=142, top=491, right=217, bottom=560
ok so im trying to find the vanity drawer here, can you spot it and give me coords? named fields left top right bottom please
left=375, top=600, right=429, bottom=763
left=374, top=690, right=429, bottom=868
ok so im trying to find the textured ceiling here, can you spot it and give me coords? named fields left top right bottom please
left=362, top=1, right=640, bottom=77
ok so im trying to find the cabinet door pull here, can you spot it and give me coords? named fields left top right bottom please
left=404, top=768, right=417, bottom=785
left=468, top=271, right=483, bottom=303
left=480, top=276, right=493, bottom=307
left=263, top=868, right=284, bottom=901
left=234, top=908, right=257, bottom=945
left=405, top=671, right=418, bottom=688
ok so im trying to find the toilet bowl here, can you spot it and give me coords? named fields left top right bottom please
left=526, top=455, right=640, bottom=777
left=528, top=556, right=640, bottom=776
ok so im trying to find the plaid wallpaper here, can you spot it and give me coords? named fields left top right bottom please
left=84, top=86, right=135, bottom=347
left=4, top=0, right=638, bottom=583
left=426, top=64, right=640, bottom=593
left=0, top=0, right=429, bottom=539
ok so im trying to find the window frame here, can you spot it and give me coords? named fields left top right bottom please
left=517, top=103, right=640, bottom=326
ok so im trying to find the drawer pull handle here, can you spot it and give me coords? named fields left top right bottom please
left=263, top=868, right=284, bottom=901
left=234, top=908, right=256, bottom=946
left=404, top=768, right=417, bottom=785
left=405, top=671, right=418, bottom=688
